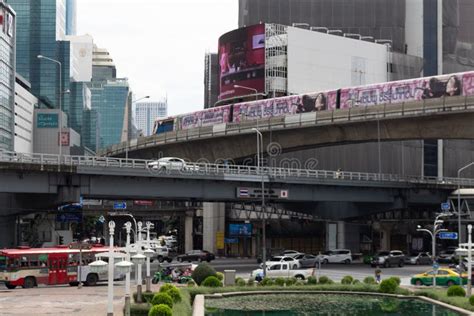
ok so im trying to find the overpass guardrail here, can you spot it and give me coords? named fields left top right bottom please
left=1, top=150, right=474, bottom=187
left=101, top=95, right=474, bottom=157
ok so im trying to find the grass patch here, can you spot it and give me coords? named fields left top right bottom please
left=415, top=288, right=474, bottom=312
left=173, top=289, right=192, bottom=315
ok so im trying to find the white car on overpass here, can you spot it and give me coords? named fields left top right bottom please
left=147, top=157, right=199, bottom=171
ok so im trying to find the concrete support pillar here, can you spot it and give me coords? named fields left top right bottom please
left=184, top=211, right=194, bottom=253
left=0, top=216, right=17, bottom=248
left=381, top=228, right=391, bottom=250
left=337, top=221, right=346, bottom=249
left=203, top=202, right=226, bottom=254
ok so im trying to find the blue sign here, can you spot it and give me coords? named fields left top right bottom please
left=56, top=213, right=82, bottom=223
left=441, top=202, right=451, bottom=211
left=113, top=202, right=127, bottom=210
left=98, top=215, right=105, bottom=224
left=438, top=232, right=458, bottom=240
left=37, top=113, right=58, bottom=128
left=229, top=223, right=252, bottom=236
left=224, top=238, right=239, bottom=244
left=433, top=262, right=440, bottom=270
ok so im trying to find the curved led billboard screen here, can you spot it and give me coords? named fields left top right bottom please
left=218, top=24, right=265, bottom=101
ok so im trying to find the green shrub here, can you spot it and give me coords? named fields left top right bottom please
left=274, top=277, right=286, bottom=286
left=341, top=275, right=354, bottom=285
left=247, top=278, right=255, bottom=286
left=307, top=276, right=317, bottom=285
left=352, top=279, right=360, bottom=285
left=469, top=295, right=474, bottom=306
left=161, top=286, right=181, bottom=303
left=447, top=285, right=466, bottom=297
left=285, top=277, right=297, bottom=286
left=159, top=284, right=175, bottom=293
left=215, top=272, right=224, bottom=281
left=318, top=276, right=332, bottom=284
left=191, top=263, right=217, bottom=285
left=295, top=280, right=305, bottom=286
left=236, top=278, right=246, bottom=287
left=414, top=290, right=439, bottom=300
left=363, top=276, right=376, bottom=285
left=127, top=304, right=149, bottom=316
left=133, top=292, right=155, bottom=303
left=201, top=276, right=223, bottom=287
left=260, top=277, right=274, bottom=286
left=187, top=279, right=196, bottom=287
left=148, top=304, right=172, bottom=316
left=150, top=293, right=173, bottom=308
left=388, top=276, right=401, bottom=286
left=379, top=279, right=398, bottom=294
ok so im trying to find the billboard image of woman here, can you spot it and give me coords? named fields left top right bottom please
left=218, top=24, right=266, bottom=101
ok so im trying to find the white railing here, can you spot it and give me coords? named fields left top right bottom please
left=1, top=150, right=474, bottom=187
left=101, top=95, right=474, bottom=156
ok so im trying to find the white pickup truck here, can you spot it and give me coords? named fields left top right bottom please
left=250, top=262, right=315, bottom=280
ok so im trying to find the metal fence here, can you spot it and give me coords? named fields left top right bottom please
left=1, top=150, right=474, bottom=187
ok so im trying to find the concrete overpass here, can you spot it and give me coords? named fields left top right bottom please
left=1, top=151, right=473, bottom=251
left=101, top=95, right=474, bottom=162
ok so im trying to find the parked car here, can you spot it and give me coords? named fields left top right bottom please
left=251, top=263, right=314, bottom=281
left=147, top=157, right=199, bottom=171
left=437, top=250, right=457, bottom=264
left=298, top=254, right=321, bottom=268
left=176, top=250, right=215, bottom=263
left=410, top=268, right=467, bottom=286
left=316, top=249, right=352, bottom=264
left=404, top=252, right=432, bottom=265
left=280, top=250, right=303, bottom=257
left=371, top=250, right=405, bottom=268
left=261, top=256, right=301, bottom=269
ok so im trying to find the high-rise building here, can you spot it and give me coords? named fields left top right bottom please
left=135, top=101, right=168, bottom=136
left=65, top=0, right=77, bottom=36
left=204, top=53, right=219, bottom=108
left=67, top=34, right=93, bottom=82
left=0, top=1, right=16, bottom=151
left=89, top=79, right=132, bottom=149
left=7, top=0, right=71, bottom=110
left=14, top=74, right=37, bottom=153
left=92, top=45, right=117, bottom=81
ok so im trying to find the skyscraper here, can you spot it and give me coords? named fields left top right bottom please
left=92, top=45, right=117, bottom=81
left=65, top=0, right=77, bottom=35
left=89, top=79, right=132, bottom=149
left=135, top=101, right=168, bottom=136
left=204, top=53, right=219, bottom=108
left=0, top=1, right=16, bottom=151
left=7, top=0, right=71, bottom=109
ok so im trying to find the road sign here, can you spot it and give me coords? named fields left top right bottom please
left=56, top=213, right=82, bottom=223
left=98, top=215, right=105, bottom=223
left=113, top=201, right=127, bottom=210
left=441, top=202, right=451, bottom=211
left=433, top=262, right=440, bottom=270
left=69, top=242, right=92, bottom=250
left=438, top=232, right=458, bottom=240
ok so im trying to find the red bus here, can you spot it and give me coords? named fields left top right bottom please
left=0, top=245, right=121, bottom=289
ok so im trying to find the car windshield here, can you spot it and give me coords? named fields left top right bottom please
left=0, top=255, right=6, bottom=270
left=321, top=251, right=330, bottom=255
left=269, top=257, right=282, bottom=261
left=377, top=251, right=390, bottom=256
left=441, top=250, right=455, bottom=255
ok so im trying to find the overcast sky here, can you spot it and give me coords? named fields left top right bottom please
left=77, top=0, right=238, bottom=115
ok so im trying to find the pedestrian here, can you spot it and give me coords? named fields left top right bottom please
left=375, top=268, right=382, bottom=284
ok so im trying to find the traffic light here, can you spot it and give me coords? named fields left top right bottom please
left=58, top=236, right=64, bottom=245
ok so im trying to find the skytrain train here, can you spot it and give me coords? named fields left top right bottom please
left=153, top=71, right=474, bottom=134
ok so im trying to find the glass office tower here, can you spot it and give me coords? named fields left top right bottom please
left=0, top=2, right=16, bottom=151
left=89, top=79, right=131, bottom=149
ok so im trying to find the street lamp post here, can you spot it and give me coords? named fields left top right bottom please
left=37, top=55, right=63, bottom=164
left=123, top=222, right=132, bottom=316
left=468, top=224, right=473, bottom=296
left=132, top=221, right=146, bottom=303
left=144, top=221, right=155, bottom=292
left=127, top=96, right=150, bottom=160
left=458, top=162, right=474, bottom=245
left=417, top=213, right=450, bottom=287
left=252, top=128, right=266, bottom=277
left=106, top=221, right=115, bottom=316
